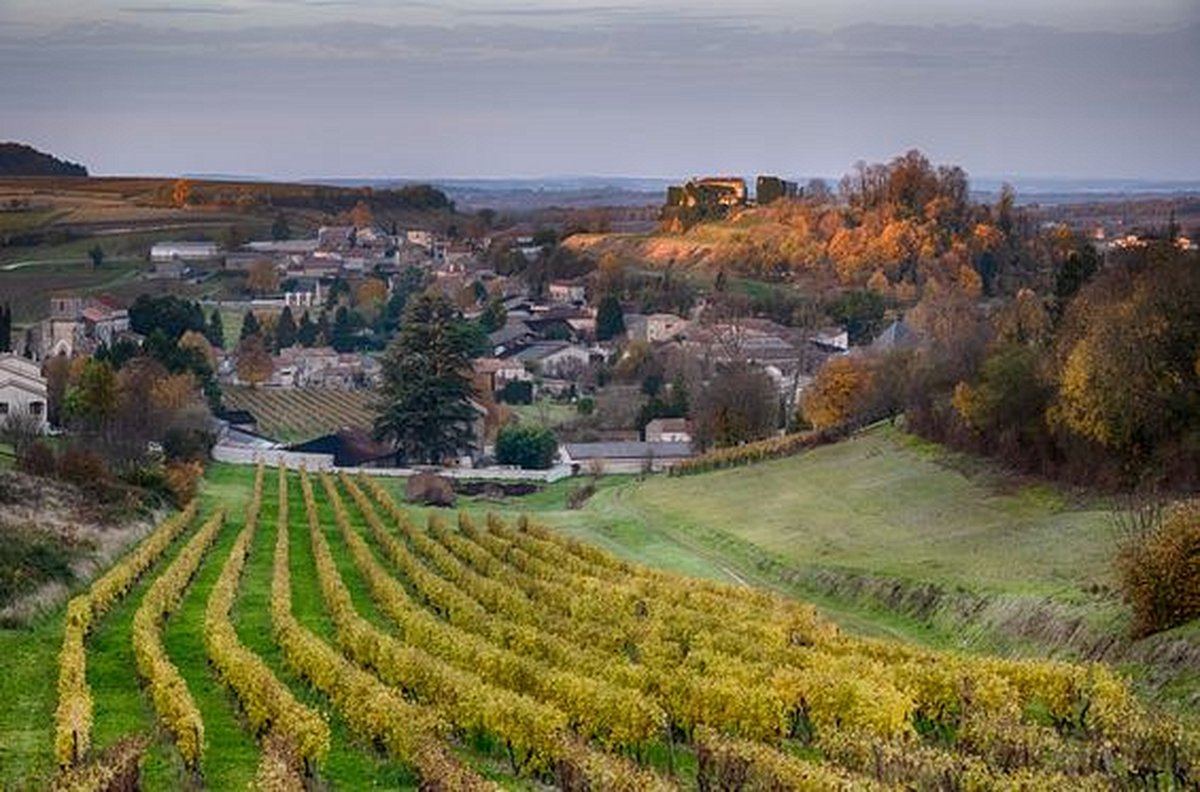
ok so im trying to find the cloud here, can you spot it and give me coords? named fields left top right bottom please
left=119, top=4, right=243, bottom=15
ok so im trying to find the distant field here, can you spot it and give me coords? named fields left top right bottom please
left=222, top=386, right=377, bottom=443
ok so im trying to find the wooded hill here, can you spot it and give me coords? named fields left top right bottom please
left=0, top=143, right=88, bottom=177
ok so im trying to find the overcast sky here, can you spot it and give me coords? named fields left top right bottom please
left=2, top=1, right=1197, bottom=182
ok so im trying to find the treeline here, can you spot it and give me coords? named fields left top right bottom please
left=150, top=179, right=453, bottom=214
left=0, top=142, right=88, bottom=177
left=804, top=240, right=1200, bottom=491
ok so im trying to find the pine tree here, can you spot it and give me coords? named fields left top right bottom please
left=374, top=292, right=479, bottom=465
left=240, top=310, right=260, bottom=341
left=596, top=294, right=626, bottom=341
left=276, top=306, right=297, bottom=351
left=0, top=302, right=11, bottom=353
left=297, top=310, right=317, bottom=347
left=206, top=308, right=225, bottom=349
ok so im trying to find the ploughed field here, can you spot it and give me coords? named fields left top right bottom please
left=33, top=465, right=1200, bottom=789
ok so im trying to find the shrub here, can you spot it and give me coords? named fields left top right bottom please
left=18, top=441, right=57, bottom=478
left=406, top=471, right=456, bottom=507
left=1116, top=500, right=1200, bottom=637
left=499, top=380, right=534, bottom=405
left=164, top=461, right=203, bottom=507
left=495, top=424, right=558, bottom=470
left=162, top=426, right=214, bottom=462
left=57, top=447, right=111, bottom=490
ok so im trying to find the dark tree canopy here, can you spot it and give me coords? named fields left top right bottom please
left=374, top=292, right=480, bottom=465
left=495, top=424, right=558, bottom=469
left=129, top=294, right=206, bottom=341
left=276, top=306, right=297, bottom=351
left=596, top=295, right=626, bottom=341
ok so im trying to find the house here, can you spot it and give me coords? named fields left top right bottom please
left=510, top=342, right=590, bottom=378
left=0, top=353, right=48, bottom=432
left=473, top=357, right=532, bottom=395
left=871, top=320, right=921, bottom=352
left=317, top=226, right=356, bottom=251
left=627, top=312, right=689, bottom=343
left=644, top=418, right=692, bottom=443
left=36, top=295, right=130, bottom=359
left=811, top=326, right=849, bottom=352
left=548, top=280, right=586, bottom=304
left=150, top=241, right=219, bottom=261
left=560, top=441, right=693, bottom=474
left=487, top=320, right=535, bottom=356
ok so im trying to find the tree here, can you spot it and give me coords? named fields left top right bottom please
left=803, top=356, right=874, bottom=430
left=178, top=330, right=216, bottom=370
left=64, top=359, right=119, bottom=430
left=87, top=244, right=105, bottom=270
left=826, top=291, right=885, bottom=346
left=206, top=308, right=225, bottom=349
left=42, top=354, right=70, bottom=428
left=275, top=306, right=297, bottom=351
left=240, top=310, right=261, bottom=341
left=0, top=302, right=11, bottom=352
left=330, top=305, right=360, bottom=353
left=297, top=310, right=318, bottom=347
left=129, top=294, right=206, bottom=341
left=596, top=295, right=625, bottom=341
left=246, top=259, right=280, bottom=296
left=271, top=213, right=291, bottom=241
left=694, top=362, right=778, bottom=450
left=374, top=292, right=479, bottom=465
left=495, top=424, right=558, bottom=469
left=235, top=334, right=274, bottom=387
left=479, top=297, right=507, bottom=333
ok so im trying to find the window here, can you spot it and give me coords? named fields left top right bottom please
left=29, top=401, right=44, bottom=416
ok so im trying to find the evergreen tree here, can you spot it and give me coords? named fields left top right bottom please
left=315, top=310, right=331, bottom=347
left=271, top=213, right=291, bottom=241
left=297, top=310, right=318, bottom=347
left=479, top=296, right=507, bottom=333
left=331, top=305, right=356, bottom=352
left=0, top=302, right=11, bottom=352
left=596, top=294, right=626, bottom=341
left=240, top=309, right=260, bottom=341
left=206, top=308, right=225, bottom=349
left=276, top=305, right=297, bottom=351
left=374, top=292, right=479, bottom=465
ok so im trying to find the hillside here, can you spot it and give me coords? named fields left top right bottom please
left=3, top=463, right=1196, bottom=789
left=0, top=142, right=87, bottom=177
left=527, top=425, right=1200, bottom=712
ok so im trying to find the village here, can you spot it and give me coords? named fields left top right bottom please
left=0, top=205, right=921, bottom=478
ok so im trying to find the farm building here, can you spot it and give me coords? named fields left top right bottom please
left=560, top=441, right=693, bottom=474
left=150, top=241, right=220, bottom=261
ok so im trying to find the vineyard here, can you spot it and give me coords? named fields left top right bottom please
left=222, top=387, right=377, bottom=443
left=26, top=463, right=1200, bottom=790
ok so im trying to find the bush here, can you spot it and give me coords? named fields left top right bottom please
left=499, top=380, right=534, bottom=405
left=1116, top=500, right=1200, bottom=637
left=162, top=426, right=215, bottom=462
left=57, top=446, right=111, bottom=490
left=18, top=441, right=57, bottom=478
left=495, top=424, right=558, bottom=470
left=406, top=471, right=456, bottom=507
left=164, top=460, right=203, bottom=507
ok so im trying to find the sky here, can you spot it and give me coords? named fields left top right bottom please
left=1, top=0, right=1198, bottom=182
